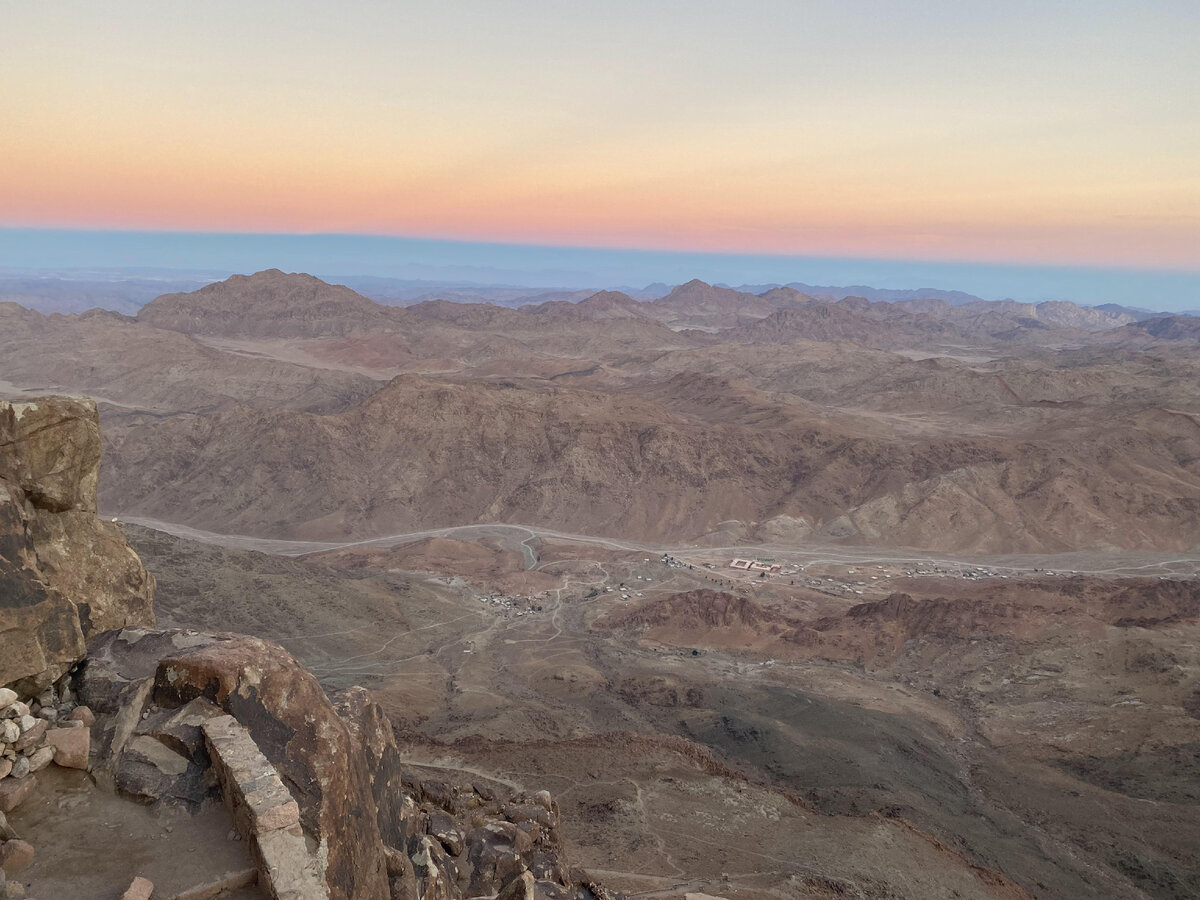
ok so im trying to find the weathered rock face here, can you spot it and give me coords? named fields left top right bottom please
left=0, top=397, right=155, bottom=694
left=79, top=628, right=390, bottom=900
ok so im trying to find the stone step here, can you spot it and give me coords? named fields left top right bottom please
left=201, top=715, right=328, bottom=900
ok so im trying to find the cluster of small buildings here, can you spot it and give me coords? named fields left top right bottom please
left=660, top=554, right=691, bottom=570
left=478, top=594, right=542, bottom=615
left=903, top=566, right=1010, bottom=579
left=728, top=558, right=782, bottom=573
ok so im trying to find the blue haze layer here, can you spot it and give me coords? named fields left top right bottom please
left=2, top=228, right=1197, bottom=310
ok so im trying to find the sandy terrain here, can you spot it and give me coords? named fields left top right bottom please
left=129, top=523, right=1200, bottom=899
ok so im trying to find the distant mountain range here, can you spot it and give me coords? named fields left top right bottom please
left=729, top=283, right=989, bottom=306
left=1, top=267, right=1194, bottom=320
left=4, top=268, right=1200, bottom=554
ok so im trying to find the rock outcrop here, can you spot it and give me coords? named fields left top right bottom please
left=76, top=629, right=596, bottom=900
left=78, top=628, right=389, bottom=900
left=0, top=398, right=155, bottom=895
left=0, top=396, right=155, bottom=695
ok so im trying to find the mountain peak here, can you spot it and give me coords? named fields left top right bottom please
left=137, top=269, right=392, bottom=337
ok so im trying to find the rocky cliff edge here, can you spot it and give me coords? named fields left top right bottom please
left=0, top=396, right=155, bottom=694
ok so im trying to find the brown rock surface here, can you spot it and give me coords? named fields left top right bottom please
left=99, top=365, right=1200, bottom=551
left=0, top=839, right=33, bottom=875
left=84, top=628, right=388, bottom=900
left=0, top=777, right=35, bottom=814
left=13, top=719, right=45, bottom=752
left=0, top=397, right=154, bottom=693
left=330, top=687, right=410, bottom=855
left=43, top=726, right=89, bottom=769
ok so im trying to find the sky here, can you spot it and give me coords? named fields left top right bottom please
left=2, top=2, right=1198, bottom=304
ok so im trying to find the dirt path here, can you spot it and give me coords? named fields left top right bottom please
left=122, top=516, right=1200, bottom=578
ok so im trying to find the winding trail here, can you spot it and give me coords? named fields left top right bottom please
left=122, top=516, right=1200, bottom=578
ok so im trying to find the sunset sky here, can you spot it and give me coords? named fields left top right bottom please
left=2, top=1, right=1198, bottom=295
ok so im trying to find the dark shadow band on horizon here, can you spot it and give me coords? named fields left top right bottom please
left=1, top=226, right=1197, bottom=309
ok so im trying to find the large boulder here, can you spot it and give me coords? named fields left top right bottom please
left=0, top=397, right=155, bottom=694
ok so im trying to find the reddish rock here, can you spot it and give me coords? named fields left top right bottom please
left=86, top=628, right=389, bottom=900
left=0, top=839, right=34, bottom=875
left=0, top=776, right=36, bottom=814
left=466, top=823, right=532, bottom=896
left=428, top=810, right=465, bottom=857
left=44, top=726, right=89, bottom=769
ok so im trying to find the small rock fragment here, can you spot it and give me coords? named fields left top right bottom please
left=0, top=839, right=34, bottom=875
left=27, top=746, right=55, bottom=773
left=65, top=706, right=94, bottom=727
left=496, top=871, right=535, bottom=900
left=121, top=875, right=155, bottom=900
left=14, top=720, right=45, bottom=752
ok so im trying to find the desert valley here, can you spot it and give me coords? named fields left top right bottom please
left=2, top=270, right=1199, bottom=899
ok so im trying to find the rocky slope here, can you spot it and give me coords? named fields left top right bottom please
left=0, top=303, right=377, bottom=414
left=127, top=515, right=1200, bottom=899
left=71, top=627, right=598, bottom=900
left=97, top=370, right=1200, bottom=551
left=1126, top=315, right=1200, bottom=342
left=6, top=270, right=1200, bottom=556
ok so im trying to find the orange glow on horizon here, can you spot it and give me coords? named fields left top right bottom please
left=2, top=1, right=1198, bottom=271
